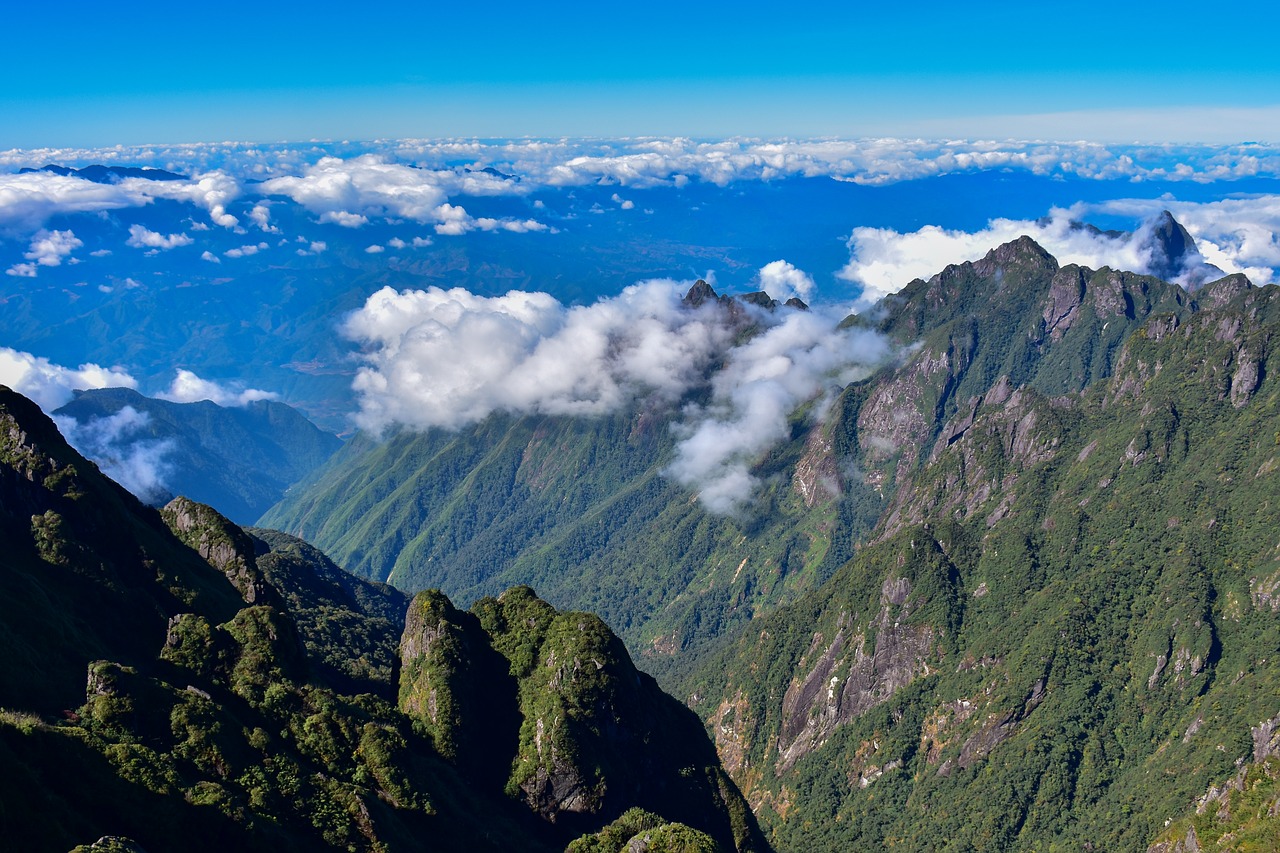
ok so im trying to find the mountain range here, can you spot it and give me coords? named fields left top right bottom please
left=2, top=217, right=1279, bottom=850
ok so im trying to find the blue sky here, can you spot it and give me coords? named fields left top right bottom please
left=5, top=1, right=1279, bottom=146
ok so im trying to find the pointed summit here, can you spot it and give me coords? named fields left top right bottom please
left=1140, top=210, right=1224, bottom=286
left=682, top=279, right=718, bottom=308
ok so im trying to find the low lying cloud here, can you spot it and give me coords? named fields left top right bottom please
left=159, top=369, right=278, bottom=407
left=839, top=199, right=1280, bottom=304
left=344, top=268, right=891, bottom=512
left=8, top=228, right=83, bottom=275
left=126, top=224, right=193, bottom=250
left=344, top=280, right=733, bottom=432
left=52, top=406, right=174, bottom=503
left=0, top=169, right=242, bottom=234
left=259, top=154, right=539, bottom=234
left=0, top=346, right=137, bottom=411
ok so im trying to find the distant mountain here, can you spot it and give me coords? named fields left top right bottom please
left=53, top=387, right=341, bottom=524
left=0, top=385, right=763, bottom=852
left=18, top=163, right=189, bottom=182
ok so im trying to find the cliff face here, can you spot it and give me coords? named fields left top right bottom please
left=680, top=238, right=1280, bottom=851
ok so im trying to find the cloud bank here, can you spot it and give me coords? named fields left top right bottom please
left=0, top=346, right=137, bottom=411
left=343, top=267, right=891, bottom=512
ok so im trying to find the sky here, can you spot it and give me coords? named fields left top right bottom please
left=4, top=1, right=1279, bottom=147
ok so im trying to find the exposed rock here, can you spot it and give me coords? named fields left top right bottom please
left=681, top=279, right=718, bottom=308
left=162, top=497, right=277, bottom=606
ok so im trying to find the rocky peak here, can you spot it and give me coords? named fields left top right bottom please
left=972, top=235, right=1058, bottom=278
left=1197, top=272, right=1253, bottom=310
left=161, top=496, right=279, bottom=607
left=1141, top=209, right=1224, bottom=286
left=681, top=279, right=718, bottom=308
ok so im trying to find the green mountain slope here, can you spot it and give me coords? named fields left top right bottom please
left=678, top=267, right=1280, bottom=850
left=260, top=294, right=888, bottom=672
left=0, top=386, right=761, bottom=852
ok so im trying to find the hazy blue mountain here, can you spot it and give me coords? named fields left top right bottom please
left=53, top=387, right=340, bottom=524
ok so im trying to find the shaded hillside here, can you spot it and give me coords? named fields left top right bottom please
left=54, top=387, right=341, bottom=524
left=0, top=386, right=762, bottom=853
left=679, top=263, right=1280, bottom=850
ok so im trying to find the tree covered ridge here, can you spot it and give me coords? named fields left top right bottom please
left=0, top=385, right=761, bottom=852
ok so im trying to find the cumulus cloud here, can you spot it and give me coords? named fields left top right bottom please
left=0, top=347, right=137, bottom=411
left=11, top=228, right=83, bottom=275
left=159, top=369, right=278, bottom=407
left=129, top=171, right=241, bottom=227
left=200, top=250, right=220, bottom=263
left=757, top=260, right=815, bottom=302
left=224, top=242, right=268, bottom=258
left=126, top=224, right=193, bottom=250
left=344, top=280, right=733, bottom=432
left=52, top=407, right=174, bottom=503
left=344, top=278, right=893, bottom=511
left=838, top=199, right=1280, bottom=303
left=258, top=154, right=539, bottom=233
left=0, top=168, right=242, bottom=234
left=248, top=203, right=278, bottom=232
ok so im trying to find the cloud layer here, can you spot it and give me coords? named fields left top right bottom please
left=0, top=346, right=137, bottom=411
left=343, top=268, right=891, bottom=512
left=53, top=406, right=174, bottom=503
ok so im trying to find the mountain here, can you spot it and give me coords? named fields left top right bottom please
left=18, top=164, right=189, bottom=182
left=53, top=387, right=341, bottom=524
left=673, top=250, right=1280, bottom=849
left=265, top=229, right=1280, bottom=850
left=259, top=289, right=887, bottom=675
left=262, top=241, right=1199, bottom=676
left=0, top=386, right=761, bottom=852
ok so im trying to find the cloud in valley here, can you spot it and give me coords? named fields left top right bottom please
left=52, top=407, right=175, bottom=503
left=0, top=346, right=137, bottom=411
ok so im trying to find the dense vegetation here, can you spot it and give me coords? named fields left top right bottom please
left=0, top=387, right=760, bottom=852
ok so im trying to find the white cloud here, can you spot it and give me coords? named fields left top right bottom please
left=837, top=200, right=1279, bottom=304
left=224, top=242, right=268, bottom=258
left=126, top=224, right=193, bottom=250
left=365, top=244, right=385, bottom=254
left=158, top=369, right=278, bottom=407
left=128, top=171, right=241, bottom=227
left=259, top=154, right=539, bottom=233
left=343, top=280, right=735, bottom=433
left=757, top=260, right=815, bottom=302
left=6, top=262, right=36, bottom=277
left=200, top=250, right=220, bottom=263
left=249, top=203, right=278, bottom=232
left=388, top=237, right=407, bottom=249
left=343, top=279, right=892, bottom=511
left=666, top=309, right=891, bottom=514
left=23, top=228, right=83, bottom=269
left=52, top=406, right=174, bottom=503
left=0, top=347, right=137, bottom=411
